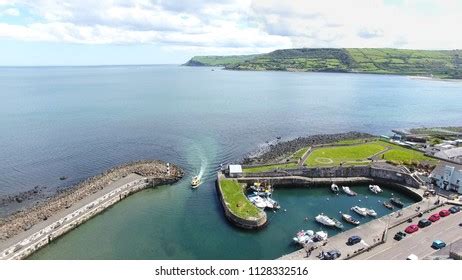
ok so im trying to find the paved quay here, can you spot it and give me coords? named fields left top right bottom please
left=354, top=209, right=462, bottom=260
left=279, top=191, right=442, bottom=260
left=0, top=173, right=146, bottom=260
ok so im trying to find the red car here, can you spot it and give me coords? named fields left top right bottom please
left=439, top=209, right=450, bottom=217
left=405, top=224, right=419, bottom=234
left=429, top=213, right=440, bottom=222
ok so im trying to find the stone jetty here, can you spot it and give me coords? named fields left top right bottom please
left=0, top=160, right=182, bottom=259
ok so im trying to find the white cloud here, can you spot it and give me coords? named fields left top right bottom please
left=2, top=7, right=20, bottom=16
left=0, top=0, right=461, bottom=52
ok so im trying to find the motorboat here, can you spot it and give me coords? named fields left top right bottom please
left=369, top=184, right=383, bottom=194
left=342, top=214, right=360, bottom=225
left=390, top=197, right=404, bottom=208
left=342, top=186, right=357, bottom=196
left=262, top=196, right=280, bottom=209
left=247, top=195, right=266, bottom=209
left=366, top=208, right=377, bottom=217
left=293, top=230, right=315, bottom=244
left=313, top=231, right=328, bottom=242
left=191, top=176, right=201, bottom=188
left=331, top=183, right=340, bottom=193
left=383, top=201, right=394, bottom=210
left=253, top=190, right=272, bottom=197
left=315, top=214, right=336, bottom=227
left=331, top=217, right=344, bottom=229
left=351, top=206, right=368, bottom=216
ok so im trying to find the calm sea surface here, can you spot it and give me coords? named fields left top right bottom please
left=0, top=65, right=461, bottom=259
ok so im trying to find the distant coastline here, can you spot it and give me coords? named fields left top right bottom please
left=185, top=48, right=462, bottom=80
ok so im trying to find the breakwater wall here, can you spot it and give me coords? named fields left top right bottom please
left=216, top=174, right=267, bottom=229
left=240, top=165, right=422, bottom=189
left=0, top=160, right=183, bottom=260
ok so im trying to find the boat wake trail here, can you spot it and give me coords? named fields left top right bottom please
left=197, top=153, right=207, bottom=180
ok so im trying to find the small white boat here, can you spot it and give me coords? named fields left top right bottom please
left=369, top=184, right=383, bottom=194
left=247, top=195, right=266, bottom=209
left=313, top=231, right=328, bottom=242
left=351, top=206, right=368, bottom=216
left=315, top=214, right=336, bottom=227
left=264, top=197, right=280, bottom=209
left=366, top=208, right=377, bottom=217
left=342, top=214, right=360, bottom=225
left=253, top=191, right=272, bottom=197
left=331, top=183, right=340, bottom=193
left=331, top=217, right=344, bottom=229
left=342, top=186, right=357, bottom=196
left=191, top=176, right=201, bottom=188
left=293, top=230, right=315, bottom=244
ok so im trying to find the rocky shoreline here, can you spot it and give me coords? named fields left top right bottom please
left=0, top=160, right=183, bottom=242
left=242, top=132, right=373, bottom=164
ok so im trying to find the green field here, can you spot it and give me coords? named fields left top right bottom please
left=305, top=143, right=385, bottom=167
left=219, top=179, right=262, bottom=219
left=185, top=48, right=462, bottom=79
left=304, top=140, right=438, bottom=167
left=243, top=163, right=298, bottom=173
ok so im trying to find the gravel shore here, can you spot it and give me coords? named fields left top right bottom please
left=242, top=132, right=374, bottom=164
left=0, top=160, right=183, bottom=241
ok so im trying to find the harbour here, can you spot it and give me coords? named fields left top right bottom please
left=1, top=66, right=462, bottom=260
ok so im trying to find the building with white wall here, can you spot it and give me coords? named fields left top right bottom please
left=430, top=163, right=462, bottom=194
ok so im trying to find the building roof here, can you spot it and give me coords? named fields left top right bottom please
left=435, top=147, right=462, bottom=159
left=229, top=164, right=243, bottom=173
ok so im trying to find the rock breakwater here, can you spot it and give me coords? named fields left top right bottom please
left=0, top=160, right=182, bottom=241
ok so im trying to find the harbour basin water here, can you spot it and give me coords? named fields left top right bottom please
left=0, top=65, right=460, bottom=259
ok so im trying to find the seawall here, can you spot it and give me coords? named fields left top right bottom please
left=0, top=160, right=183, bottom=260
left=216, top=173, right=267, bottom=229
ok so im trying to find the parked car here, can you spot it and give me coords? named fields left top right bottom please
left=397, top=231, right=407, bottom=237
left=418, top=219, right=431, bottom=228
left=322, top=249, right=341, bottom=260
left=347, top=236, right=362, bottom=245
left=449, top=206, right=460, bottom=214
left=406, top=254, right=418, bottom=260
left=439, top=209, right=451, bottom=217
left=429, top=213, right=440, bottom=222
left=394, top=233, right=404, bottom=241
left=431, top=240, right=446, bottom=249
left=405, top=224, right=419, bottom=234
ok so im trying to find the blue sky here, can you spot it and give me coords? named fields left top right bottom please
left=0, top=0, right=461, bottom=66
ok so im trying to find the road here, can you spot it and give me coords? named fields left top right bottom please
left=354, top=208, right=462, bottom=260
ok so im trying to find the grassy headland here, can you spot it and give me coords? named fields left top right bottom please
left=185, top=48, right=462, bottom=79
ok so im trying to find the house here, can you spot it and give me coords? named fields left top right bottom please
left=228, top=164, right=243, bottom=178
left=430, top=163, right=462, bottom=194
left=434, top=147, right=462, bottom=163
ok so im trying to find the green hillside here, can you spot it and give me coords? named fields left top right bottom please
left=185, top=48, right=462, bottom=79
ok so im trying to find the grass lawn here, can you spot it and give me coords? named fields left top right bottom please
left=305, top=143, right=385, bottom=167
left=243, top=163, right=298, bottom=173
left=376, top=140, right=438, bottom=165
left=334, top=138, right=377, bottom=145
left=219, top=179, right=262, bottom=219
left=290, top=147, right=309, bottom=160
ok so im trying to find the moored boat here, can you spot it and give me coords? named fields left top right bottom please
left=293, top=230, right=315, bottom=244
left=342, top=186, right=357, bottom=196
left=247, top=195, right=266, bottom=209
left=351, top=206, right=368, bottom=216
left=390, top=197, right=404, bottom=208
left=366, top=208, right=377, bottom=217
left=383, top=201, right=394, bottom=210
left=262, top=196, right=280, bottom=209
left=313, top=231, right=328, bottom=242
left=331, top=183, right=340, bottom=193
left=331, top=217, right=344, bottom=229
left=315, top=214, right=336, bottom=226
left=369, top=184, right=383, bottom=194
left=342, top=214, right=360, bottom=225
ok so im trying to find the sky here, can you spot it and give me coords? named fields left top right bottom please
left=0, top=0, right=461, bottom=66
